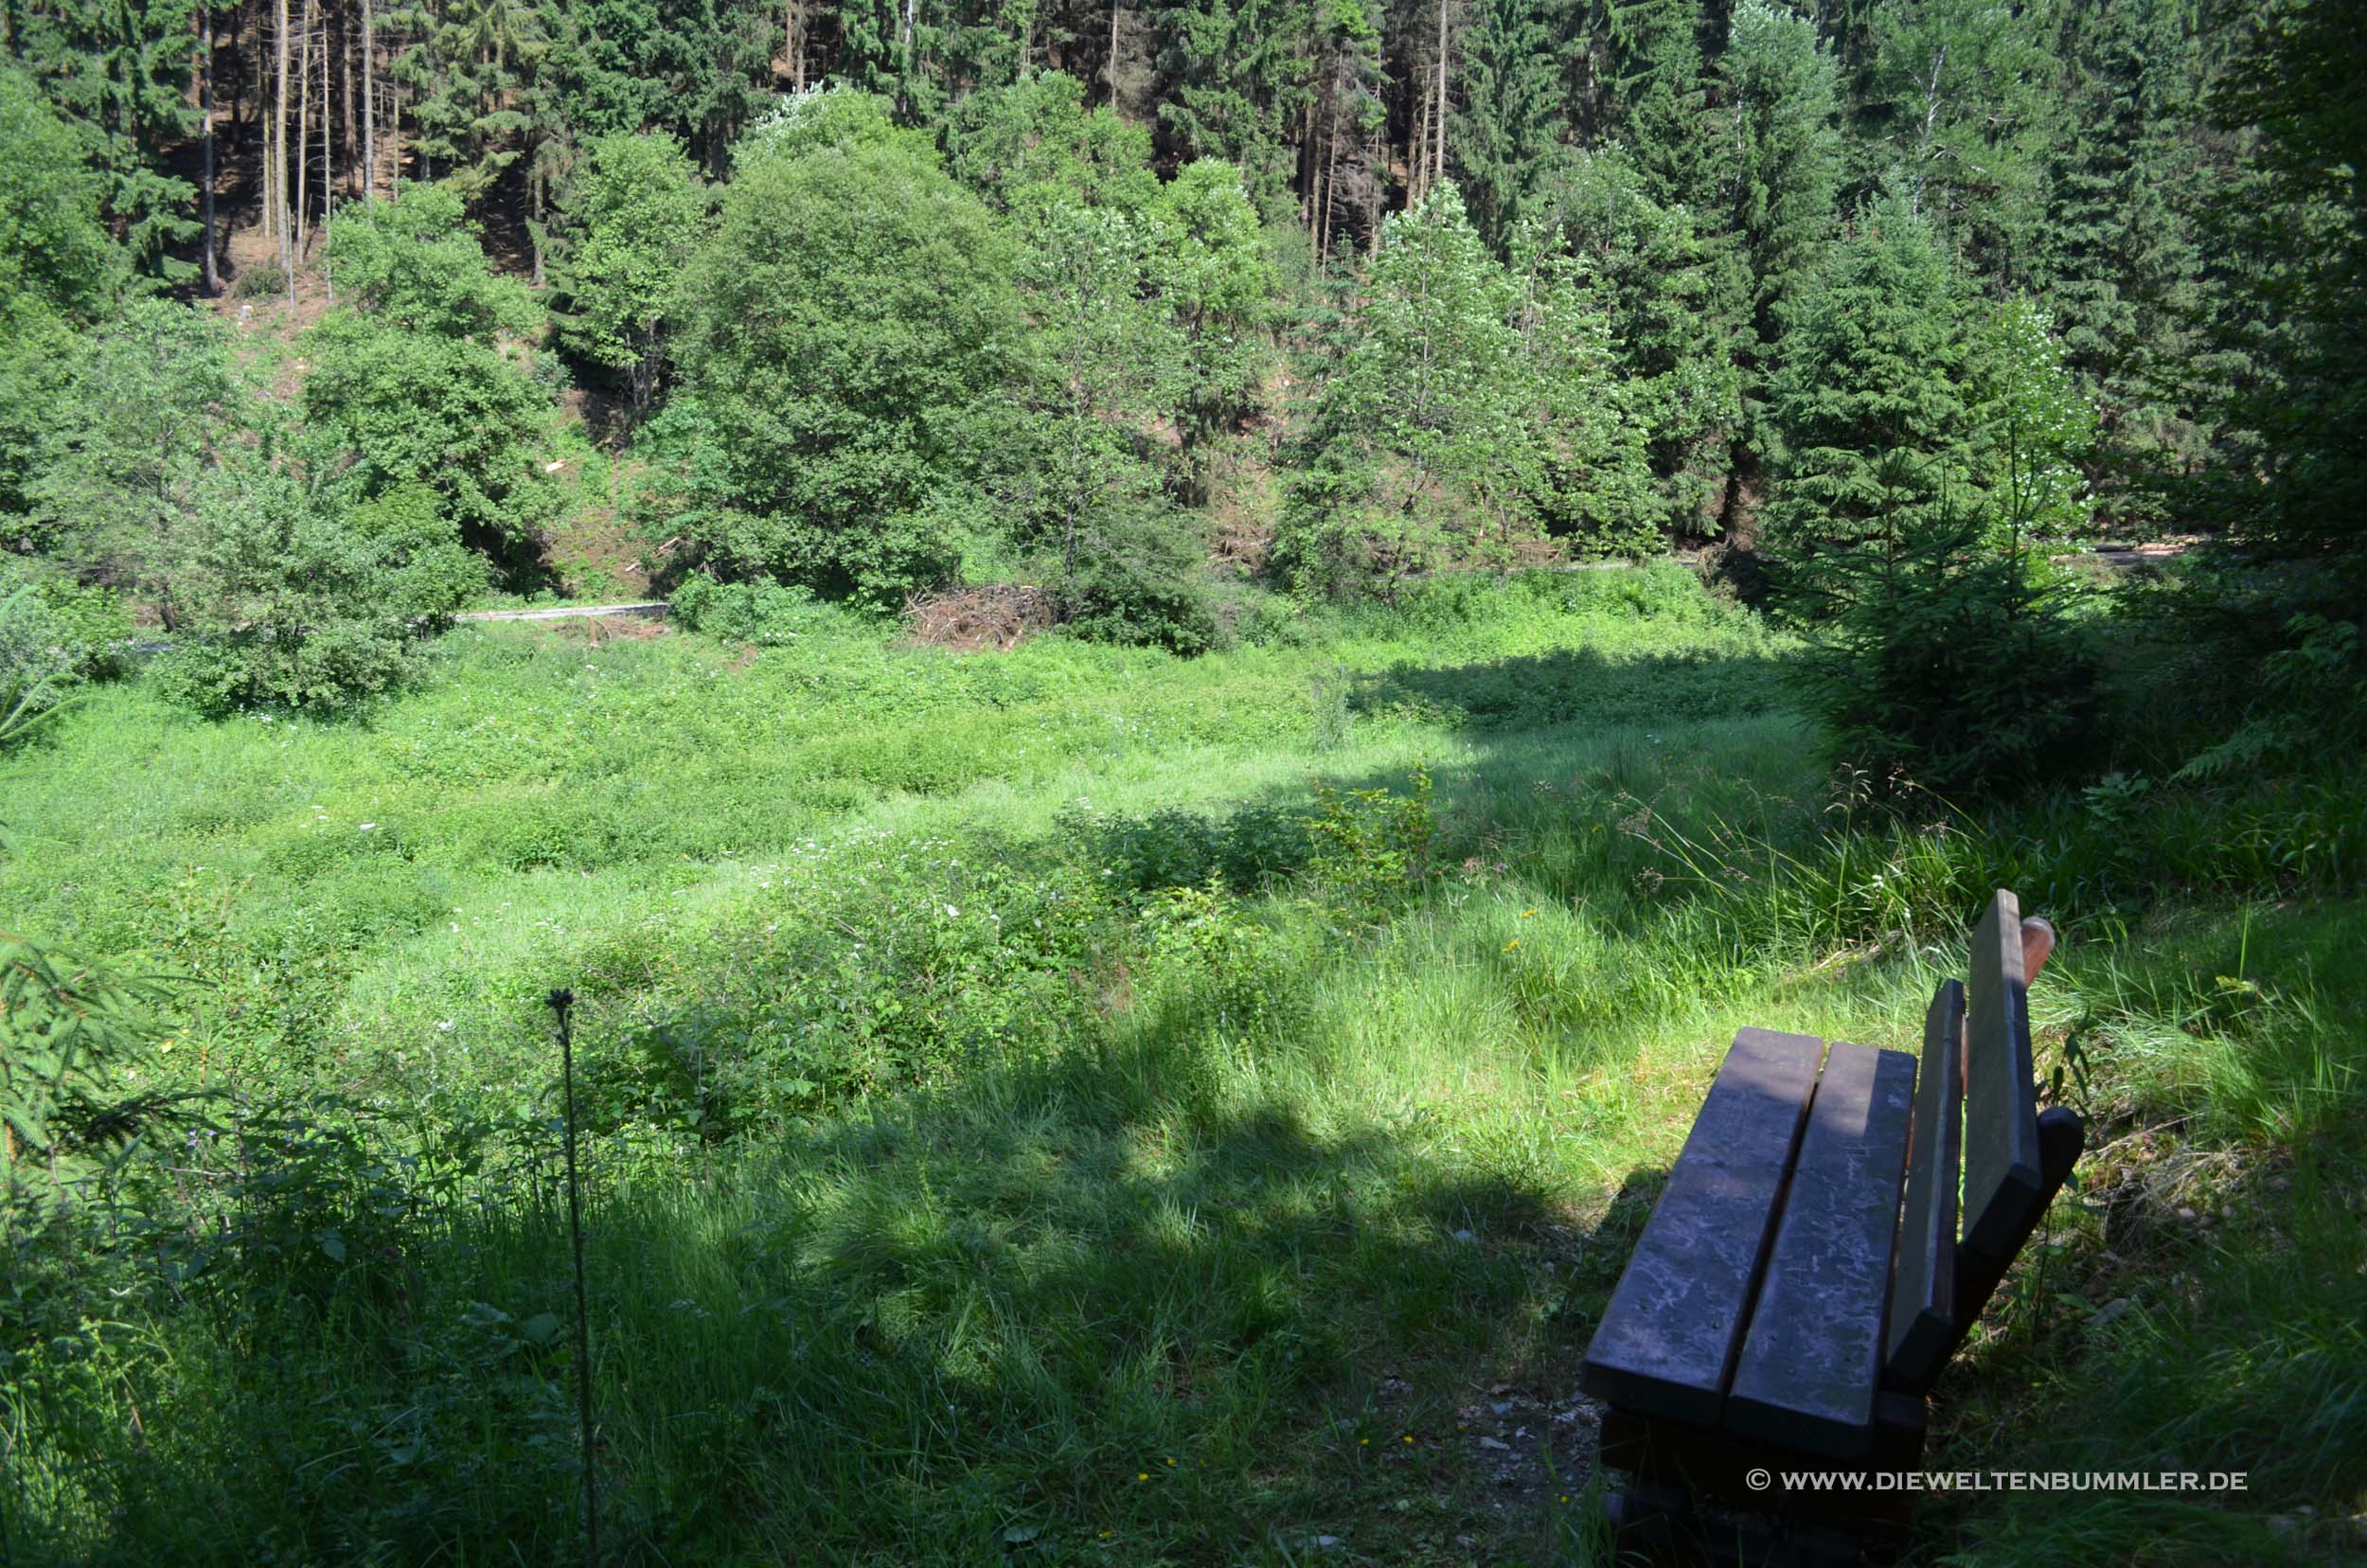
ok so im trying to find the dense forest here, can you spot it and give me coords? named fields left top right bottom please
left=3, top=0, right=2360, bottom=682
left=4, top=0, right=2364, bottom=1562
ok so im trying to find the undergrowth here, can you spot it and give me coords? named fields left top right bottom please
left=1, top=566, right=2358, bottom=1566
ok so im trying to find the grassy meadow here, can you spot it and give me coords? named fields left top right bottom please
left=3, top=566, right=2360, bottom=1566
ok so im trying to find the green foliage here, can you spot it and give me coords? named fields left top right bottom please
left=24, top=299, right=248, bottom=628
left=1763, top=190, right=1971, bottom=561
left=1541, top=148, right=1744, bottom=536
left=321, top=183, right=542, bottom=341
left=153, top=474, right=481, bottom=717
left=307, top=185, right=556, bottom=576
left=1788, top=495, right=2101, bottom=798
left=2, top=0, right=199, bottom=281
left=0, top=935, right=185, bottom=1224
left=0, top=64, right=125, bottom=329
left=1857, top=0, right=2063, bottom=288
left=1724, top=1, right=1841, bottom=393
left=549, top=131, right=708, bottom=413
left=2192, top=0, right=2367, bottom=560
left=944, top=70, right=1159, bottom=216
left=1304, top=765, right=1435, bottom=913
left=675, top=110, right=1027, bottom=607
left=1965, top=295, right=2097, bottom=543
left=0, top=556, right=127, bottom=747
left=665, top=575, right=828, bottom=644
left=1450, top=0, right=1566, bottom=247
left=1280, top=185, right=1653, bottom=596
left=2039, top=0, right=2210, bottom=526
left=538, top=0, right=777, bottom=171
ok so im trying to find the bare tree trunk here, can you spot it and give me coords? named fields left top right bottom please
left=361, top=0, right=374, bottom=197
left=276, top=0, right=293, bottom=295
left=340, top=0, right=355, bottom=195
left=1319, top=101, right=1339, bottom=258
left=319, top=9, right=333, bottom=218
left=1409, top=89, right=1425, bottom=205
left=1105, top=0, right=1118, bottom=103
left=294, top=0, right=311, bottom=254
left=200, top=0, right=218, bottom=292
left=1433, top=0, right=1448, bottom=190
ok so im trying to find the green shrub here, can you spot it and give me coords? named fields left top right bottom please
left=666, top=575, right=828, bottom=644
left=230, top=261, right=287, bottom=300
left=151, top=475, right=481, bottom=717
left=0, top=557, right=128, bottom=746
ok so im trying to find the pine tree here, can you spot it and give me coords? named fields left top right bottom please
left=2192, top=0, right=2367, bottom=561
left=1599, top=0, right=1719, bottom=212
left=7, top=0, right=203, bottom=280
left=2038, top=0, right=2209, bottom=526
left=1449, top=0, right=1562, bottom=247
left=1858, top=0, right=2064, bottom=291
left=1764, top=187, right=1971, bottom=561
left=1540, top=145, right=1742, bottom=536
left=1723, top=0, right=1839, bottom=392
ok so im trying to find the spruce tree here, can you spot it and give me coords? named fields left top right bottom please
left=1764, top=187, right=1970, bottom=561
left=2038, top=0, right=2209, bottom=525
left=1723, top=0, right=1839, bottom=394
left=1858, top=0, right=2064, bottom=291
left=1450, top=0, right=1564, bottom=248
left=1542, top=146, right=1742, bottom=537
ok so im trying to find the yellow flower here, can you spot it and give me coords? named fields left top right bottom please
left=1521, top=908, right=1536, bottom=918
left=1502, top=938, right=1521, bottom=951
left=1137, top=1471, right=1148, bottom=1482
left=1359, top=1437, right=1370, bottom=1447
left=1400, top=1434, right=1414, bottom=1444
left=1164, top=1458, right=1175, bottom=1467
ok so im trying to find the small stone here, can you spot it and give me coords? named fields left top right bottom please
left=2177, top=1206, right=2199, bottom=1221
left=2090, top=1297, right=2135, bottom=1328
left=1452, top=1229, right=1476, bottom=1243
left=1490, top=1401, right=1513, bottom=1416
left=1478, top=1436, right=1512, bottom=1452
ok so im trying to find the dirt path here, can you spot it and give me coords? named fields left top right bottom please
left=455, top=601, right=667, bottom=623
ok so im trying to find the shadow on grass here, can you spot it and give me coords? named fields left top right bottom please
left=1349, top=645, right=1798, bottom=733
left=27, top=1006, right=1565, bottom=1567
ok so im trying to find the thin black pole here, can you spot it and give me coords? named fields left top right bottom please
left=546, top=987, right=598, bottom=1568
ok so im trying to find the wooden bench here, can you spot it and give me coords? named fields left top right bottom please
left=1579, top=890, right=2085, bottom=1563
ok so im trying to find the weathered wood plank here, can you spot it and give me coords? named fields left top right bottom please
left=1580, top=1027, right=1824, bottom=1425
left=1883, top=979, right=1964, bottom=1392
left=1962, top=890, right=2042, bottom=1259
left=1725, top=1041, right=1918, bottom=1458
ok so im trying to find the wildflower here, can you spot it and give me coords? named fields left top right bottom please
left=1136, top=1471, right=1148, bottom=1481
left=1502, top=938, right=1520, bottom=952
left=1164, top=1458, right=1175, bottom=1467
left=1522, top=908, right=1537, bottom=918
left=1401, top=1434, right=1414, bottom=1444
left=1359, top=1437, right=1370, bottom=1447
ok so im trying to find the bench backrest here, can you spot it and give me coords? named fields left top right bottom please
left=1881, top=889, right=2084, bottom=1394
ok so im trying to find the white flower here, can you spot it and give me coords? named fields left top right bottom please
left=945, top=904, right=959, bottom=918
left=436, top=1020, right=455, bottom=1032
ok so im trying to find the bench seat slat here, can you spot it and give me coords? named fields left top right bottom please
left=1725, top=1041, right=1918, bottom=1459
left=1580, top=1027, right=1824, bottom=1426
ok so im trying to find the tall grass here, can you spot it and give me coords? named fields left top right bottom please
left=2, top=565, right=2358, bottom=1566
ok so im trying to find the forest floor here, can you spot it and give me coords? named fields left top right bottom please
left=6, top=567, right=2358, bottom=1566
